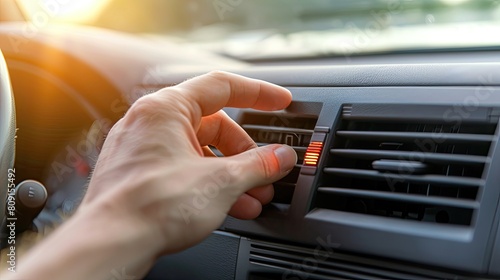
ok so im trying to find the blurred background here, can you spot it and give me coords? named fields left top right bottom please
left=14, top=0, right=500, bottom=60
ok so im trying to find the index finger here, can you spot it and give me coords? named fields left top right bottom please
left=172, top=71, right=292, bottom=118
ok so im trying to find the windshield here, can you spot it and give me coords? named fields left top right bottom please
left=16, top=0, right=500, bottom=60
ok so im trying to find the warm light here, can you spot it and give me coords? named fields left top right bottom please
left=43, top=0, right=112, bottom=22
left=304, top=141, right=323, bottom=166
left=19, top=0, right=112, bottom=23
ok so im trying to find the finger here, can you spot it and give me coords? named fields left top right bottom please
left=245, top=184, right=274, bottom=205
left=226, top=144, right=297, bottom=193
left=197, top=110, right=256, bottom=156
left=197, top=111, right=274, bottom=205
left=228, top=193, right=262, bottom=220
left=171, top=71, right=292, bottom=119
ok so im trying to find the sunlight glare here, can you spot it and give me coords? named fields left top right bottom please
left=32, top=0, right=112, bottom=23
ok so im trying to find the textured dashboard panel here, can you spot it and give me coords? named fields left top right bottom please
left=236, top=238, right=465, bottom=280
left=150, top=63, right=500, bottom=88
left=491, top=214, right=500, bottom=275
left=221, top=86, right=500, bottom=274
left=145, top=231, right=240, bottom=280
left=143, top=64, right=500, bottom=277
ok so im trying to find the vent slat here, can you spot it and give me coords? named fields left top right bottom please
left=249, top=255, right=384, bottom=280
left=315, top=104, right=498, bottom=226
left=273, top=182, right=296, bottom=188
left=336, top=131, right=493, bottom=143
left=241, top=112, right=319, bottom=205
left=243, top=124, right=314, bottom=135
left=317, top=187, right=480, bottom=209
left=257, top=142, right=307, bottom=152
left=330, top=149, right=487, bottom=165
left=248, top=241, right=449, bottom=280
left=324, top=168, right=482, bottom=188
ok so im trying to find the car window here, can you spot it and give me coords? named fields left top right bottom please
left=16, top=0, right=500, bottom=59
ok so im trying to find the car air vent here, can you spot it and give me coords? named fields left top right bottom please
left=314, top=104, right=499, bottom=226
left=240, top=111, right=319, bottom=204
left=246, top=239, right=458, bottom=280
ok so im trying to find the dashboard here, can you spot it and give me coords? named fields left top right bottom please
left=1, top=21, right=500, bottom=280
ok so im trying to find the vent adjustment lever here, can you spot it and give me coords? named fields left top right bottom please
left=372, top=159, right=429, bottom=174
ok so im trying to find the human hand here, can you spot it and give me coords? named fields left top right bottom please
left=6, top=72, right=297, bottom=280
left=82, top=70, right=296, bottom=249
left=5, top=72, right=297, bottom=280
left=68, top=71, right=294, bottom=278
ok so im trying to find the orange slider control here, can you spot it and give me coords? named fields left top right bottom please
left=303, top=141, right=323, bottom=166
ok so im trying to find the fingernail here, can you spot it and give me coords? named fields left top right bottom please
left=273, top=145, right=297, bottom=173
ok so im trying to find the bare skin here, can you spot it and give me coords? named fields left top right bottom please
left=2, top=71, right=297, bottom=280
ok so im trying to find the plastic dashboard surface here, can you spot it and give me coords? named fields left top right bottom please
left=144, top=64, right=500, bottom=279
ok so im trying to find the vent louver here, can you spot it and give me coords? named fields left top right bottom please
left=240, top=111, right=318, bottom=204
left=247, top=240, right=458, bottom=280
left=314, top=104, right=498, bottom=226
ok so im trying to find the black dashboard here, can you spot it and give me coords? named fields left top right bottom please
left=1, top=22, right=500, bottom=279
left=146, top=67, right=500, bottom=280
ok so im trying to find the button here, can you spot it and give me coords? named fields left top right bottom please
left=17, top=180, right=48, bottom=209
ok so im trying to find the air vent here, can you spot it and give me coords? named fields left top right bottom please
left=247, top=240, right=458, bottom=280
left=240, top=111, right=318, bottom=204
left=314, top=104, right=499, bottom=226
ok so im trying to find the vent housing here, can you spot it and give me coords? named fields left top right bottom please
left=314, top=104, right=498, bottom=226
left=246, top=239, right=461, bottom=280
left=240, top=111, right=318, bottom=204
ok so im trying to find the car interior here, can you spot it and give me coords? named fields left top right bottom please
left=1, top=0, right=500, bottom=279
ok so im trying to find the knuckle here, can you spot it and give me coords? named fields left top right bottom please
left=206, top=71, right=232, bottom=96
left=254, top=149, right=276, bottom=180
left=206, top=70, right=229, bottom=80
left=128, top=95, right=160, bottom=118
left=125, top=91, right=180, bottom=126
left=237, top=139, right=257, bottom=153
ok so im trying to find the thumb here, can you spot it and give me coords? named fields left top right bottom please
left=226, top=144, right=297, bottom=192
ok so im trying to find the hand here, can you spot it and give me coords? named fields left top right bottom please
left=5, top=71, right=297, bottom=280
left=83, top=70, right=297, bottom=253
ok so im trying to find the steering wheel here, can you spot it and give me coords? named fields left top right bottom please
left=0, top=49, right=16, bottom=224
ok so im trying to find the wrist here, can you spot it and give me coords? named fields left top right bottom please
left=8, top=201, right=162, bottom=280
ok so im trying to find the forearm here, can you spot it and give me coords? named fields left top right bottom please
left=2, top=203, right=160, bottom=280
